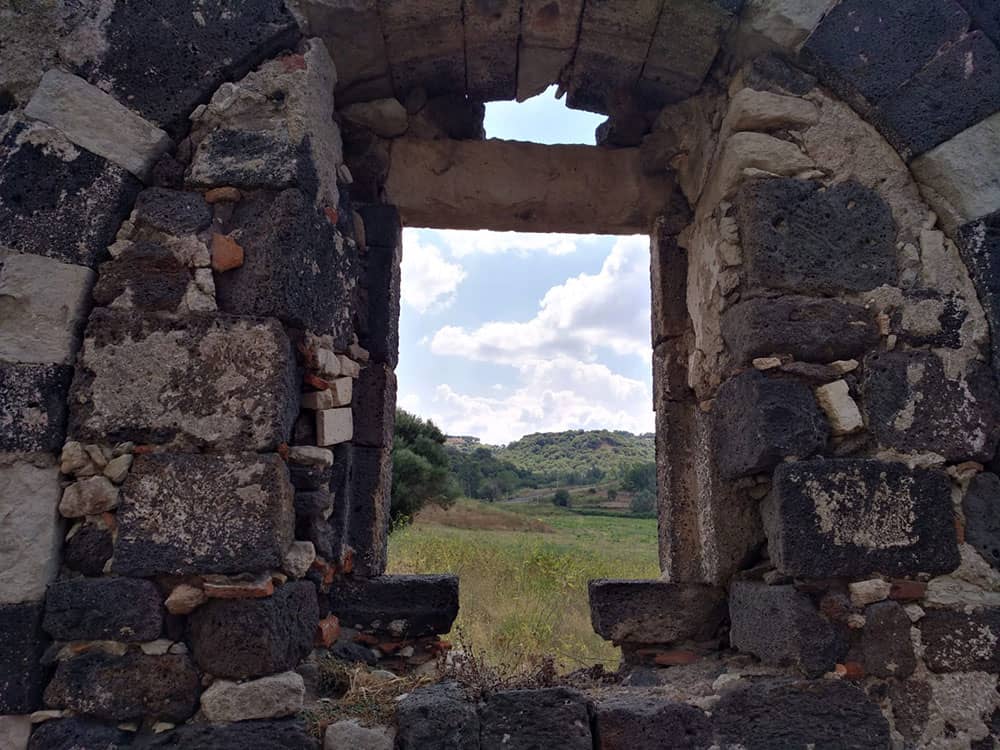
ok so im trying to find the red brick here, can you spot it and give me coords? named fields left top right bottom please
left=889, top=580, right=927, bottom=601
left=315, top=615, right=341, bottom=647
left=653, top=650, right=700, bottom=667
left=210, top=233, right=244, bottom=273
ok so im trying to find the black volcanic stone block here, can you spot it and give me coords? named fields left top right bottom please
left=965, top=472, right=1000, bottom=569
left=0, top=120, right=141, bottom=268
left=0, top=602, right=48, bottom=713
left=0, top=362, right=73, bottom=453
left=481, top=688, right=592, bottom=750
left=396, top=683, right=480, bottom=750
left=357, top=204, right=402, bottom=249
left=28, top=718, right=133, bottom=750
left=741, top=54, right=817, bottom=96
left=112, top=453, right=294, bottom=577
left=921, top=609, right=1000, bottom=672
left=188, top=581, right=318, bottom=679
left=721, top=295, right=879, bottom=365
left=44, top=652, right=199, bottom=722
left=802, top=0, right=969, bottom=105
left=217, top=189, right=357, bottom=345
left=959, top=0, right=1000, bottom=46
left=873, top=31, right=1000, bottom=158
left=593, top=695, right=712, bottom=750
left=74, top=0, right=299, bottom=138
left=43, top=578, right=163, bottom=643
left=360, top=241, right=402, bottom=368
left=766, top=459, right=960, bottom=578
left=352, top=364, right=396, bottom=448
left=347, top=445, right=391, bottom=577
left=140, top=719, right=319, bottom=749
left=863, top=601, right=917, bottom=679
left=295, top=489, right=336, bottom=560
left=63, top=523, right=114, bottom=577
left=713, top=371, right=829, bottom=480
left=588, top=580, right=726, bottom=644
left=729, top=582, right=845, bottom=677
left=737, top=178, right=897, bottom=295
left=713, top=679, right=891, bottom=749
left=862, top=351, right=1000, bottom=462
left=132, top=187, right=211, bottom=235
left=92, top=241, right=196, bottom=313
left=328, top=574, right=459, bottom=638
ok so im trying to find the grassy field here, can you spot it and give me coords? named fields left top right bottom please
left=387, top=498, right=660, bottom=671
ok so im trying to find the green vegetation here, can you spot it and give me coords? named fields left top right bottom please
left=397, top=415, right=658, bottom=509
left=497, top=429, right=654, bottom=482
left=390, top=410, right=459, bottom=525
left=388, top=413, right=662, bottom=669
left=448, top=447, right=538, bottom=501
left=388, top=499, right=660, bottom=670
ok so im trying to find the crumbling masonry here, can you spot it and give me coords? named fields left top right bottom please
left=2, top=0, right=1000, bottom=748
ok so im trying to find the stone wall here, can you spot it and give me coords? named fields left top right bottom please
left=3, top=0, right=1000, bottom=748
left=0, top=5, right=458, bottom=748
left=588, top=3, right=1000, bottom=747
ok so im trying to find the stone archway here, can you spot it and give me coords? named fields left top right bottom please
left=2, top=1, right=1000, bottom=747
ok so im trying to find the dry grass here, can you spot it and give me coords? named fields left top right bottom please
left=414, top=502, right=554, bottom=533
left=301, top=657, right=436, bottom=737
left=389, top=499, right=659, bottom=671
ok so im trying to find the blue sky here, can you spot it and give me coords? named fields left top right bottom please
left=395, top=88, right=654, bottom=445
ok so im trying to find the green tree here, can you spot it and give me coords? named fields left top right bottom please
left=390, top=409, right=460, bottom=527
left=621, top=461, right=656, bottom=495
left=630, top=489, right=656, bottom=516
left=552, top=488, right=571, bottom=507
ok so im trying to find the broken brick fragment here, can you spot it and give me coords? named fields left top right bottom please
left=204, top=186, right=242, bottom=204
left=304, top=374, right=330, bottom=391
left=316, top=615, right=341, bottom=647
left=211, top=233, right=244, bottom=272
left=889, top=580, right=927, bottom=601
left=654, top=650, right=700, bottom=667
left=281, top=53, right=307, bottom=71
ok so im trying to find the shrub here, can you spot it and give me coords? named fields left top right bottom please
left=630, top=489, right=655, bottom=515
left=552, top=488, right=571, bottom=507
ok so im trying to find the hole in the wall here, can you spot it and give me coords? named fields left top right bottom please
left=484, top=85, right=604, bottom=145
left=388, top=225, right=659, bottom=671
left=377, top=87, right=691, bottom=672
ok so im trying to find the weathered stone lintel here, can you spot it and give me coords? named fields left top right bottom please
left=386, top=138, right=683, bottom=234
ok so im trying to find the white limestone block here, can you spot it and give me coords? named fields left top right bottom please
left=25, top=70, right=172, bottom=180
left=316, top=408, right=353, bottom=447
left=0, top=459, right=61, bottom=603
left=0, top=253, right=94, bottom=365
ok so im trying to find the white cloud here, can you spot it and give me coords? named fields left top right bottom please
left=400, top=233, right=466, bottom=313
left=429, top=235, right=651, bottom=364
left=398, top=392, right=422, bottom=413
left=405, top=228, right=604, bottom=258
left=417, top=356, right=653, bottom=445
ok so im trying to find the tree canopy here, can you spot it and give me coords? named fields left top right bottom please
left=390, top=409, right=459, bottom=526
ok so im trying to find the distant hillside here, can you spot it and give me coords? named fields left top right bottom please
left=496, top=430, right=655, bottom=479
